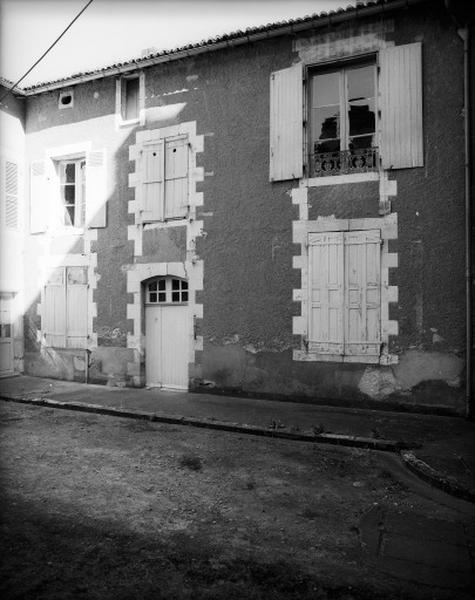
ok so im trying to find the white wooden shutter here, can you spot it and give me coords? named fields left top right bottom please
left=308, top=232, right=344, bottom=355
left=142, top=140, right=164, bottom=221
left=30, top=160, right=47, bottom=233
left=86, top=150, right=107, bottom=228
left=4, top=160, right=19, bottom=229
left=164, top=136, right=188, bottom=219
left=43, top=268, right=66, bottom=347
left=380, top=42, right=423, bottom=169
left=66, top=267, right=88, bottom=348
left=344, top=230, right=381, bottom=357
left=269, top=63, right=303, bottom=182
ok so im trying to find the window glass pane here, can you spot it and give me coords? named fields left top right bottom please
left=63, top=185, right=75, bottom=203
left=172, top=279, right=180, bottom=290
left=349, top=98, right=375, bottom=137
left=158, top=279, right=166, bottom=291
left=349, top=135, right=375, bottom=151
left=181, top=291, right=188, bottom=302
left=124, top=78, right=139, bottom=120
left=311, top=72, right=339, bottom=107
left=182, top=280, right=188, bottom=290
left=67, top=267, right=88, bottom=285
left=149, top=292, right=157, bottom=303
left=64, top=163, right=76, bottom=183
left=158, top=292, right=166, bottom=302
left=172, top=292, right=180, bottom=302
left=149, top=281, right=157, bottom=291
left=347, top=65, right=374, bottom=103
left=1, top=323, right=12, bottom=338
left=311, top=106, right=340, bottom=142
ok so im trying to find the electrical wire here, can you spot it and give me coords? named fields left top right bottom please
left=0, top=0, right=95, bottom=104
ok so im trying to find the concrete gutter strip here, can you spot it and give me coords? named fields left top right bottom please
left=0, top=395, right=407, bottom=452
left=2, top=394, right=474, bottom=504
left=401, top=451, right=475, bottom=504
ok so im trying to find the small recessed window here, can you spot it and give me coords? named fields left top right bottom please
left=59, top=91, right=74, bottom=109
left=146, top=277, right=189, bottom=304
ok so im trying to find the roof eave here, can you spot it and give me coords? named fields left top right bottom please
left=22, top=0, right=429, bottom=95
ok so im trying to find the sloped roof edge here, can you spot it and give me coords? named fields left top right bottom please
left=16, top=0, right=429, bottom=95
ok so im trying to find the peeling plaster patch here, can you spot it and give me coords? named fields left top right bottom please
left=359, top=367, right=400, bottom=400
left=393, top=350, right=464, bottom=391
left=294, top=20, right=394, bottom=63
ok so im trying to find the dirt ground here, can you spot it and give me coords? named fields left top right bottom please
left=0, top=402, right=473, bottom=600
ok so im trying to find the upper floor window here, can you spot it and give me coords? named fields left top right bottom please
left=59, top=159, right=86, bottom=227
left=116, top=73, right=144, bottom=126
left=58, top=90, right=73, bottom=109
left=269, top=42, right=423, bottom=182
left=309, top=62, right=377, bottom=177
left=139, top=135, right=189, bottom=222
left=2, top=158, right=19, bottom=230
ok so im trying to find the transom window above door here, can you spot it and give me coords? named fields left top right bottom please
left=146, top=277, right=188, bottom=304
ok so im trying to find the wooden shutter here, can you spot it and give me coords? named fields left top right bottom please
left=380, top=42, right=423, bottom=169
left=308, top=232, right=344, bottom=355
left=86, top=150, right=107, bottom=228
left=66, top=267, right=88, bottom=348
left=164, top=136, right=188, bottom=219
left=344, top=230, right=381, bottom=357
left=30, top=160, right=47, bottom=233
left=4, top=160, right=19, bottom=229
left=43, top=268, right=66, bottom=347
left=142, top=140, right=164, bottom=221
left=269, top=63, right=303, bottom=181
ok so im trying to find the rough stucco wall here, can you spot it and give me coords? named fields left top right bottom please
left=308, top=182, right=380, bottom=220
left=139, top=226, right=186, bottom=263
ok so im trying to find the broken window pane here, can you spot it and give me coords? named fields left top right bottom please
left=149, top=281, right=157, bottom=291
left=67, top=267, right=88, bottom=285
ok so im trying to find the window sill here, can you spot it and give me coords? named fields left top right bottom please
left=49, top=226, right=85, bottom=237
left=293, top=349, right=398, bottom=365
left=117, top=116, right=141, bottom=128
left=302, top=171, right=380, bottom=188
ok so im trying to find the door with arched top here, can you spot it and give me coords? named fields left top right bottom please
left=144, top=276, right=189, bottom=389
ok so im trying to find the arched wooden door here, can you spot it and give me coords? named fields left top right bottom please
left=144, top=276, right=189, bottom=390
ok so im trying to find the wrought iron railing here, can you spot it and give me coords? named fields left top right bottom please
left=310, top=147, right=379, bottom=177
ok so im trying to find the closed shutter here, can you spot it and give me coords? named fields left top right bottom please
left=142, top=140, right=164, bottom=221
left=344, top=230, right=381, bottom=357
left=380, top=42, right=423, bottom=169
left=4, top=160, right=19, bottom=229
left=85, top=150, right=107, bottom=228
left=43, top=268, right=66, bottom=347
left=164, top=136, right=188, bottom=219
left=269, top=63, right=303, bottom=181
left=66, top=267, right=88, bottom=348
left=30, top=160, right=47, bottom=233
left=308, top=232, right=344, bottom=355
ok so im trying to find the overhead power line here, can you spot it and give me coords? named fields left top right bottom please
left=0, top=0, right=95, bottom=104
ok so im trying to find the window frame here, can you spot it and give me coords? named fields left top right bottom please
left=306, top=54, right=379, bottom=178
left=140, top=133, right=190, bottom=223
left=57, top=158, right=86, bottom=229
left=116, top=72, right=145, bottom=127
left=42, top=265, right=89, bottom=349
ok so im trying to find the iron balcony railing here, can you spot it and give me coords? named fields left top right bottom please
left=310, top=147, right=379, bottom=177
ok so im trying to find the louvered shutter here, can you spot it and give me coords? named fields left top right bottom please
left=269, top=63, right=303, bottom=181
left=30, top=160, right=47, bottom=233
left=142, top=140, right=164, bottom=221
left=86, top=150, right=107, bottom=228
left=308, top=232, right=344, bottom=355
left=66, top=267, right=88, bottom=348
left=344, top=230, right=381, bottom=357
left=4, top=160, right=19, bottom=229
left=380, top=42, right=423, bottom=169
left=43, top=268, right=66, bottom=347
left=164, top=136, right=188, bottom=219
